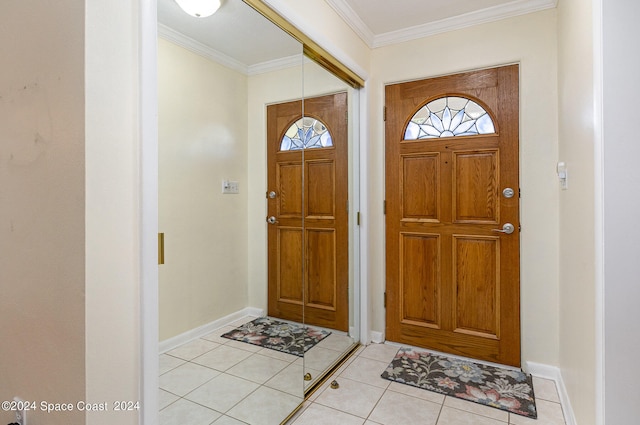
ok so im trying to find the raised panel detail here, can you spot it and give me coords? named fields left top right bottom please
left=306, top=229, right=336, bottom=311
left=453, top=150, right=498, bottom=223
left=402, top=154, right=440, bottom=221
left=453, top=236, right=500, bottom=338
left=277, top=163, right=302, bottom=217
left=307, top=160, right=335, bottom=218
left=400, top=233, right=441, bottom=328
left=277, top=228, right=303, bottom=304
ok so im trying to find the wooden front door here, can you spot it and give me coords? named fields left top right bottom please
left=385, top=65, right=521, bottom=366
left=267, top=92, right=349, bottom=332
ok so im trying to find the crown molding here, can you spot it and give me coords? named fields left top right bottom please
left=324, top=0, right=375, bottom=47
left=158, top=24, right=305, bottom=76
left=326, top=0, right=557, bottom=49
left=158, top=24, right=248, bottom=74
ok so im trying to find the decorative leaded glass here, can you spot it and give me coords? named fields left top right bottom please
left=404, top=96, right=495, bottom=140
left=280, top=117, right=333, bottom=151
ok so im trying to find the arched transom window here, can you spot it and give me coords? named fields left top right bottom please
left=404, top=96, right=496, bottom=140
left=280, top=117, right=333, bottom=151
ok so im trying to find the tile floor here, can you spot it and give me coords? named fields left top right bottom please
left=159, top=317, right=568, bottom=425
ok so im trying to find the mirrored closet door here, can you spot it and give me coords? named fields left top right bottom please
left=157, top=0, right=362, bottom=423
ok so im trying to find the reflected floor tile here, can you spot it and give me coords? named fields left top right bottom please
left=159, top=398, right=221, bottom=425
left=303, top=346, right=344, bottom=371
left=159, top=354, right=185, bottom=375
left=185, top=373, right=260, bottom=413
left=314, top=333, right=356, bottom=352
left=314, top=377, right=385, bottom=418
left=159, top=362, right=220, bottom=396
left=192, top=344, right=253, bottom=372
left=166, top=338, right=220, bottom=360
left=264, top=362, right=306, bottom=397
left=226, top=353, right=290, bottom=384
left=290, top=403, right=365, bottom=425
left=437, top=406, right=507, bottom=425
left=227, top=386, right=303, bottom=425
left=368, top=390, right=441, bottom=425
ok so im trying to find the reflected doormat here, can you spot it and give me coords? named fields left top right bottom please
left=221, top=317, right=331, bottom=357
left=381, top=347, right=537, bottom=419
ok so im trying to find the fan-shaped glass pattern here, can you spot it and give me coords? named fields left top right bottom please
left=280, top=117, right=333, bottom=151
left=404, top=96, right=495, bottom=140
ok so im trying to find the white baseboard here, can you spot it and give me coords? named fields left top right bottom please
left=370, top=331, right=385, bottom=344
left=526, top=361, right=577, bottom=425
left=159, top=307, right=264, bottom=354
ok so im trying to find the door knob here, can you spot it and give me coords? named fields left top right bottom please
left=492, top=223, right=515, bottom=234
left=268, top=191, right=277, bottom=199
left=267, top=216, right=279, bottom=224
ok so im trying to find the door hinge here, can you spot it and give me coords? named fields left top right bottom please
left=357, top=212, right=361, bottom=226
left=519, top=223, right=522, bottom=232
left=158, top=233, right=165, bottom=265
left=383, top=106, right=387, bottom=121
left=346, top=110, right=348, bottom=123
left=384, top=292, right=387, bottom=308
left=383, top=200, right=386, bottom=215
left=519, top=188, right=521, bottom=198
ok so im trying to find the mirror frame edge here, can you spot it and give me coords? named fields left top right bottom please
left=241, top=0, right=365, bottom=89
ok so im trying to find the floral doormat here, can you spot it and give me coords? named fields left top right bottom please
left=221, top=317, right=331, bottom=357
left=381, top=347, right=537, bottom=419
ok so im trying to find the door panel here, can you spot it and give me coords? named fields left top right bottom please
left=267, top=92, right=349, bottom=331
left=385, top=65, right=520, bottom=366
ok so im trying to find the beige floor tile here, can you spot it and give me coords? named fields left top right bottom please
left=264, top=362, right=306, bottom=397
left=202, top=326, right=236, bottom=344
left=158, top=389, right=179, bottom=410
left=226, top=353, right=290, bottom=384
left=159, top=354, right=186, bottom=375
left=509, top=399, right=565, bottom=425
left=290, top=403, right=365, bottom=425
left=314, top=377, right=385, bottom=418
left=227, top=386, right=303, bottom=425
left=368, top=390, right=441, bottom=425
left=185, top=373, right=260, bottom=413
left=191, top=344, right=253, bottom=372
left=159, top=398, right=221, bottom=425
left=437, top=406, right=508, bottom=425
left=211, top=415, right=247, bottom=425
left=444, top=396, right=509, bottom=422
left=159, top=362, right=219, bottom=397
left=257, top=347, right=299, bottom=363
left=532, top=377, right=560, bottom=403
left=339, top=356, right=392, bottom=389
left=358, top=343, right=401, bottom=364
left=314, top=333, right=357, bottom=352
left=387, top=381, right=446, bottom=404
left=166, top=338, right=220, bottom=360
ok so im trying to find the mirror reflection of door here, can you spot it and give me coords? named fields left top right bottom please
left=267, top=92, right=349, bottom=332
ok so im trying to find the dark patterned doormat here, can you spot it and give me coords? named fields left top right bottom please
left=221, top=317, right=331, bottom=357
left=381, top=347, right=537, bottom=419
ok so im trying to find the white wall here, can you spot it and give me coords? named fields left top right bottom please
left=85, top=1, right=141, bottom=424
left=158, top=39, right=249, bottom=340
left=556, top=0, right=599, bottom=422
left=602, top=0, right=640, bottom=423
left=369, top=10, right=560, bottom=366
left=0, top=2, right=86, bottom=424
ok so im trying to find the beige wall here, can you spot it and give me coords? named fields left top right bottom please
left=0, top=1, right=86, bottom=424
left=85, top=1, right=141, bottom=424
left=556, top=0, right=598, bottom=423
left=158, top=39, right=249, bottom=340
left=369, top=10, right=560, bottom=366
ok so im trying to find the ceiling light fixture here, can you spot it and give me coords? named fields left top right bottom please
left=175, top=0, right=222, bottom=18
